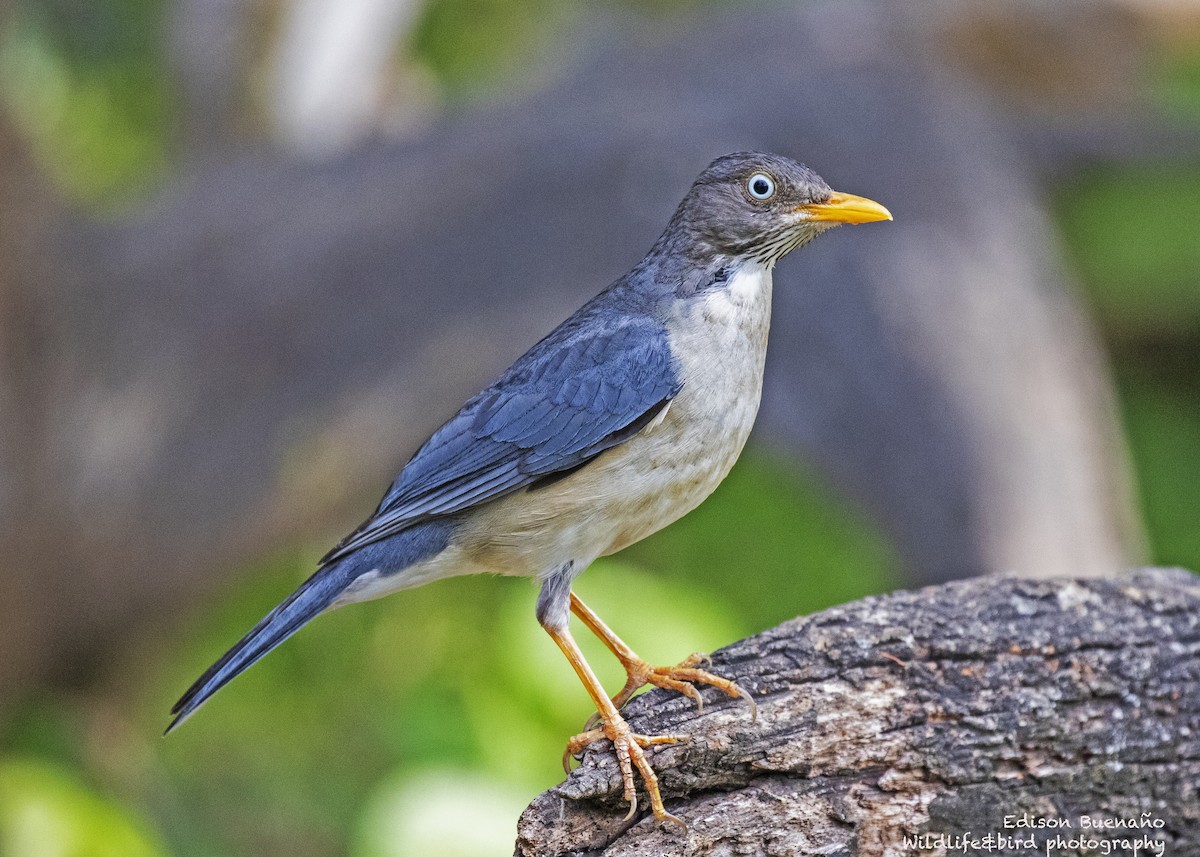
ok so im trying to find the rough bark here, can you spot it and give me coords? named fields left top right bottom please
left=516, top=568, right=1200, bottom=856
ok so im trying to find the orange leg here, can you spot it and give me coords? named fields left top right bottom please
left=570, top=592, right=757, bottom=719
left=544, top=620, right=686, bottom=830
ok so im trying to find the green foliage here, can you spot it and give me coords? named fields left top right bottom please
left=352, top=768, right=528, bottom=857
left=0, top=0, right=173, bottom=206
left=1117, top=363, right=1200, bottom=570
left=1055, top=166, right=1200, bottom=335
left=1055, top=165, right=1200, bottom=574
left=0, top=758, right=166, bottom=857
left=1151, top=43, right=1200, bottom=123
left=406, top=0, right=713, bottom=100
left=408, top=0, right=576, bottom=101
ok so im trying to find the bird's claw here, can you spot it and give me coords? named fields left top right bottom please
left=622, top=793, right=638, bottom=822
left=562, top=717, right=686, bottom=829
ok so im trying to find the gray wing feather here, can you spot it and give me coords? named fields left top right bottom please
left=320, top=312, right=679, bottom=565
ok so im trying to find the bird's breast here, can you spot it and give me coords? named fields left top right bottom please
left=456, top=263, right=773, bottom=574
left=599, top=262, right=774, bottom=549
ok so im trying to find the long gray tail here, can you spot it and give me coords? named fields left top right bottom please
left=165, top=564, right=350, bottom=734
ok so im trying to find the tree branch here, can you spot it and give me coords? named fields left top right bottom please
left=516, top=568, right=1200, bottom=855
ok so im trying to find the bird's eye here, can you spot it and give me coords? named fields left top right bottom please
left=746, top=172, right=776, bottom=201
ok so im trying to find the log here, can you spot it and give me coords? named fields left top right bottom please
left=516, top=568, right=1200, bottom=855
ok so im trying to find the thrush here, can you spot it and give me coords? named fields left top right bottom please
left=168, top=152, right=891, bottom=828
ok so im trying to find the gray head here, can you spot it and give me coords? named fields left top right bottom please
left=653, top=152, right=891, bottom=266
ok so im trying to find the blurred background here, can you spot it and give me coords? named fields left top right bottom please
left=1, top=0, right=1198, bottom=854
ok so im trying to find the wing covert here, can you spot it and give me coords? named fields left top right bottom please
left=320, top=313, right=679, bottom=564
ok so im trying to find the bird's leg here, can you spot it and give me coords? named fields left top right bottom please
left=570, top=592, right=756, bottom=719
left=542, top=617, right=686, bottom=829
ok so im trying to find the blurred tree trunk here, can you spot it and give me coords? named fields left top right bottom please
left=516, top=568, right=1199, bottom=855
left=0, top=1, right=1156, bottom=698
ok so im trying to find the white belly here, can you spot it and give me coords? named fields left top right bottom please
left=454, top=262, right=774, bottom=576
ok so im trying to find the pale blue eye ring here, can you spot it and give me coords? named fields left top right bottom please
left=747, top=172, right=776, bottom=200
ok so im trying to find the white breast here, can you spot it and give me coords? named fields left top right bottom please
left=522, top=261, right=776, bottom=559
left=633, top=261, right=775, bottom=527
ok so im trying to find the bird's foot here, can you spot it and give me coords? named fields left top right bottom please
left=585, top=652, right=756, bottom=730
left=620, top=651, right=757, bottom=715
left=562, top=714, right=687, bottom=831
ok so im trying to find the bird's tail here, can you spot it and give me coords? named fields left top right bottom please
left=165, top=563, right=350, bottom=734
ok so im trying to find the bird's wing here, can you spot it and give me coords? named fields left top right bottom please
left=319, top=312, right=680, bottom=565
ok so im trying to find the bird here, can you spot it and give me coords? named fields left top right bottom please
left=167, top=151, right=891, bottom=828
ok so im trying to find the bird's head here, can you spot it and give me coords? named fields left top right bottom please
left=661, top=152, right=891, bottom=266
